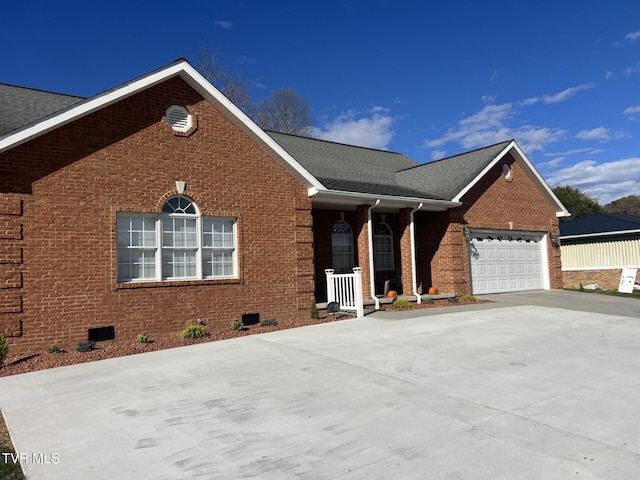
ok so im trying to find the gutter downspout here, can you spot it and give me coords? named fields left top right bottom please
left=368, top=200, right=381, bottom=310
left=410, top=203, right=423, bottom=304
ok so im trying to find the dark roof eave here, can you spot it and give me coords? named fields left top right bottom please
left=560, top=228, right=640, bottom=239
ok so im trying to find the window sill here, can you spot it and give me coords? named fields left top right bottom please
left=115, top=278, right=241, bottom=290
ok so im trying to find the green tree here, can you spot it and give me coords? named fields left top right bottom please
left=553, top=185, right=602, bottom=220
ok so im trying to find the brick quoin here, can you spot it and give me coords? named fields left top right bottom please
left=1, top=77, right=315, bottom=354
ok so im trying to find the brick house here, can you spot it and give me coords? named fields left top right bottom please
left=0, top=60, right=568, bottom=353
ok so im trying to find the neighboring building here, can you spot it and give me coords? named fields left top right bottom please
left=560, top=213, right=640, bottom=290
left=0, top=60, right=568, bottom=353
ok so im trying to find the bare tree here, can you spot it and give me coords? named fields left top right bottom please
left=255, top=87, right=315, bottom=136
left=198, top=44, right=254, bottom=115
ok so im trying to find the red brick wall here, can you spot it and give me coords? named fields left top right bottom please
left=562, top=269, right=626, bottom=291
left=420, top=154, right=562, bottom=294
left=0, top=77, right=314, bottom=354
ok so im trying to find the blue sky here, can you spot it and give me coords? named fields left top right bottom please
left=2, top=1, right=639, bottom=204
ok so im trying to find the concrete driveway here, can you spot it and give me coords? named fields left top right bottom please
left=1, top=290, right=639, bottom=479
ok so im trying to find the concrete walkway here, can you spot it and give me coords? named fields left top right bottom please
left=1, top=291, right=639, bottom=479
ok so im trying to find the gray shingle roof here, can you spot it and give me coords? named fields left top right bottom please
left=268, top=131, right=512, bottom=201
left=394, top=141, right=512, bottom=200
left=267, top=131, right=423, bottom=194
left=0, top=83, right=84, bottom=137
left=1, top=77, right=515, bottom=204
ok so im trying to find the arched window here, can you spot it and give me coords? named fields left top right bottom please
left=161, top=196, right=199, bottom=279
left=374, top=222, right=394, bottom=271
left=331, top=220, right=354, bottom=273
left=116, top=195, right=236, bottom=282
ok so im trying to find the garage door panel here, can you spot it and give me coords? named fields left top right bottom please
left=470, top=230, right=545, bottom=294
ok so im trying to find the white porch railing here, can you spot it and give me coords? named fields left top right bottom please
left=325, top=267, right=364, bottom=318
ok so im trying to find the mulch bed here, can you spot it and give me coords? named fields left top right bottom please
left=0, top=299, right=488, bottom=378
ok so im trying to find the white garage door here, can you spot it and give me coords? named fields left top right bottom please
left=469, top=230, right=546, bottom=294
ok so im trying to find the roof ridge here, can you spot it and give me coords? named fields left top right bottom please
left=266, top=130, right=407, bottom=156
left=0, top=82, right=86, bottom=100
left=397, top=139, right=513, bottom=173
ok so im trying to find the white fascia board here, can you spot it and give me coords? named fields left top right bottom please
left=560, top=229, right=640, bottom=240
left=451, top=142, right=513, bottom=203
left=0, top=62, right=189, bottom=154
left=451, top=140, right=570, bottom=218
left=0, top=60, right=325, bottom=191
left=309, top=188, right=461, bottom=210
left=175, top=63, right=324, bottom=191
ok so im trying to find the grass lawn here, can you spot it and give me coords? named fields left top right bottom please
left=574, top=288, right=640, bottom=299
left=0, top=412, right=25, bottom=479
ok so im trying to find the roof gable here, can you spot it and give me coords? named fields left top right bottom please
left=0, top=59, right=324, bottom=191
left=394, top=141, right=512, bottom=200
left=560, top=213, right=640, bottom=237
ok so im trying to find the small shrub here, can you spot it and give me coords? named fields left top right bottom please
left=136, top=333, right=149, bottom=344
left=392, top=299, right=412, bottom=309
left=459, top=295, right=477, bottom=302
left=422, top=296, right=434, bottom=305
left=260, top=318, right=278, bottom=327
left=448, top=297, right=460, bottom=304
left=180, top=320, right=207, bottom=340
left=231, top=319, right=244, bottom=331
left=48, top=345, right=65, bottom=354
left=310, top=298, right=319, bottom=319
left=0, top=334, right=8, bottom=368
left=76, top=341, right=96, bottom=353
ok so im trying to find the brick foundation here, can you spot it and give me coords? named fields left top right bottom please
left=562, top=269, right=632, bottom=291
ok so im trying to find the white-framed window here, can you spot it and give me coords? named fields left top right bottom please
left=331, top=220, right=354, bottom=273
left=117, top=196, right=236, bottom=282
left=374, top=222, right=394, bottom=271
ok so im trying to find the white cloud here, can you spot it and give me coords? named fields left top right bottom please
left=625, top=31, right=640, bottom=41
left=604, top=71, right=615, bottom=80
left=625, top=63, right=640, bottom=76
left=540, top=156, right=565, bottom=169
left=575, top=127, right=626, bottom=142
left=215, top=20, right=233, bottom=29
left=575, top=127, right=608, bottom=141
left=546, top=157, right=640, bottom=204
left=431, top=150, right=446, bottom=160
left=315, top=107, right=395, bottom=149
left=544, top=147, right=603, bottom=157
left=490, top=70, right=499, bottom=83
left=623, top=105, right=640, bottom=118
left=519, top=97, right=539, bottom=106
left=542, top=83, right=595, bottom=104
left=424, top=102, right=566, bottom=153
left=481, top=94, right=497, bottom=105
